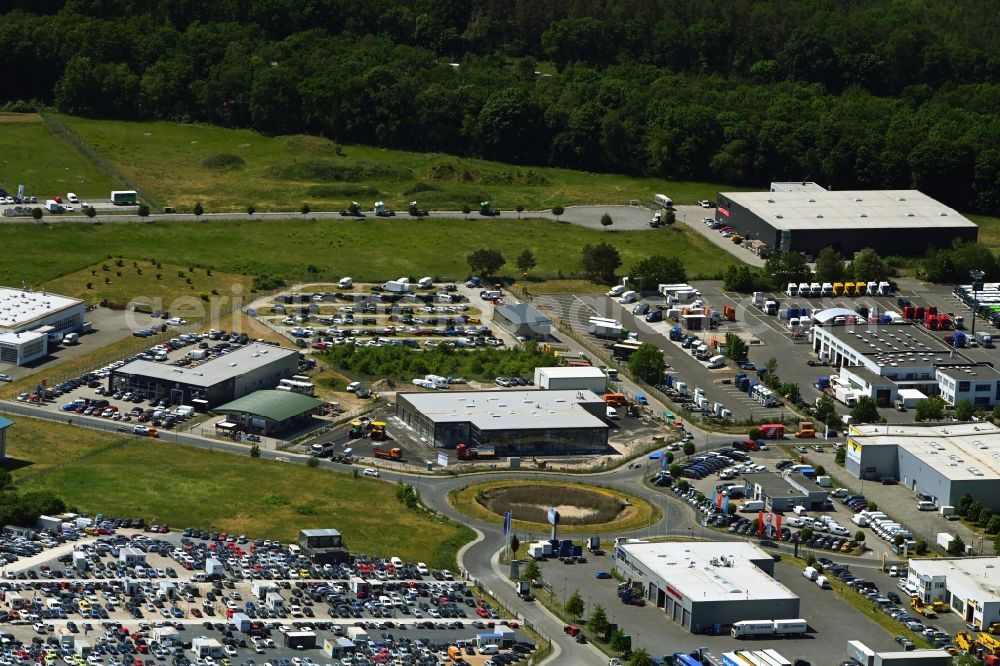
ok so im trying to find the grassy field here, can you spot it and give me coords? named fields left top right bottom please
left=52, top=114, right=746, bottom=212
left=43, top=259, right=252, bottom=310
left=0, top=114, right=120, bottom=200
left=0, top=217, right=738, bottom=288
left=969, top=214, right=1000, bottom=252
left=6, top=417, right=471, bottom=567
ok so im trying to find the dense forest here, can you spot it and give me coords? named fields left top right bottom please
left=4, top=0, right=1000, bottom=213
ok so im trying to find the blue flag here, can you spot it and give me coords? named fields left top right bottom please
left=503, top=511, right=512, bottom=535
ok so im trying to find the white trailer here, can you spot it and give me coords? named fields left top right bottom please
left=731, top=621, right=775, bottom=638
left=383, top=280, right=411, bottom=293
left=773, top=619, right=808, bottom=635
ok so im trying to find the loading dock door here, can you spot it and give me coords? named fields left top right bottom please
left=657, top=588, right=666, bottom=609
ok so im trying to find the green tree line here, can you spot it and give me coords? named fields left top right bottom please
left=5, top=1, right=1000, bottom=213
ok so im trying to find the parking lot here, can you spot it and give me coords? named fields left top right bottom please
left=250, top=281, right=520, bottom=354
left=534, top=276, right=1000, bottom=432
left=13, top=332, right=313, bottom=438
left=529, top=537, right=899, bottom=663
left=0, top=524, right=538, bottom=666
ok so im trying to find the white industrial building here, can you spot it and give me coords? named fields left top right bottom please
left=812, top=321, right=1000, bottom=408
left=613, top=541, right=799, bottom=632
left=846, top=423, right=1000, bottom=510
left=0, top=287, right=86, bottom=366
left=907, top=557, right=1000, bottom=630
left=533, top=366, right=607, bottom=393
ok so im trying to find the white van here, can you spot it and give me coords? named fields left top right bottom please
left=707, top=355, right=726, bottom=369
left=607, top=285, right=626, bottom=297
left=653, top=194, right=673, bottom=209
left=792, top=505, right=808, bottom=516
left=917, top=501, right=935, bottom=511
left=363, top=468, right=380, bottom=478
left=740, top=500, right=765, bottom=513
left=66, top=192, right=80, bottom=204
left=479, top=645, right=499, bottom=656
left=418, top=277, right=433, bottom=289
left=619, top=290, right=637, bottom=304
left=338, top=277, right=353, bottom=289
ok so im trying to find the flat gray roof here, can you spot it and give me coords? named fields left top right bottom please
left=848, top=422, right=1000, bottom=482
left=495, top=303, right=550, bottom=326
left=0, top=287, right=83, bottom=330
left=300, top=528, right=341, bottom=538
left=400, top=389, right=608, bottom=431
left=816, top=323, right=965, bottom=368
left=720, top=189, right=978, bottom=232
left=619, top=541, right=796, bottom=603
left=936, top=364, right=1000, bottom=381
left=742, top=472, right=806, bottom=498
left=114, top=344, right=298, bottom=387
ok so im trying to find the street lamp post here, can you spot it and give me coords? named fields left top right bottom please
left=563, top=577, right=568, bottom=607
left=971, top=269, right=985, bottom=338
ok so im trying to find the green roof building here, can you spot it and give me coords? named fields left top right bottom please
left=213, top=390, right=323, bottom=436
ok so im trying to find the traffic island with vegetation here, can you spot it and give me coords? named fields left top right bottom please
left=6, top=417, right=473, bottom=568
left=449, top=480, right=659, bottom=534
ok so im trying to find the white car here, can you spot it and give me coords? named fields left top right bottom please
left=224, top=646, right=237, bottom=657
left=166, top=317, right=187, bottom=326
left=416, top=562, right=429, bottom=576
left=0, top=374, right=12, bottom=382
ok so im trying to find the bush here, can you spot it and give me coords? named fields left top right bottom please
left=682, top=442, right=695, bottom=456
left=137, top=203, right=150, bottom=217
left=201, top=153, right=246, bottom=170
left=31, top=207, right=43, bottom=220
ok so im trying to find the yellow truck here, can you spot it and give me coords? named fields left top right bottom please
left=978, top=632, right=1000, bottom=655
left=911, top=597, right=937, bottom=618
left=955, top=631, right=973, bottom=651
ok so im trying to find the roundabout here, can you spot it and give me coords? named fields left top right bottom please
left=449, top=479, right=661, bottom=533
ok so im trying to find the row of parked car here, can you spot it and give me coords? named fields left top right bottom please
left=676, top=447, right=754, bottom=479
left=816, top=559, right=955, bottom=650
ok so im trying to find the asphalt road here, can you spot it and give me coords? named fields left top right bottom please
left=5, top=205, right=651, bottom=227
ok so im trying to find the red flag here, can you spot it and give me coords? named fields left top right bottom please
left=775, top=513, right=782, bottom=535
left=758, top=511, right=765, bottom=536
left=716, top=490, right=723, bottom=510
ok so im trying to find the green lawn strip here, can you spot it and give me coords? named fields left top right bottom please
left=15, top=430, right=469, bottom=568
left=449, top=481, right=660, bottom=535
left=0, top=217, right=738, bottom=290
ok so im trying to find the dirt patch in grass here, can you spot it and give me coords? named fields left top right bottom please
left=478, top=484, right=630, bottom=525
left=0, top=113, right=42, bottom=123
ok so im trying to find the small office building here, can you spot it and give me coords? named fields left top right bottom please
left=111, top=344, right=300, bottom=408
left=846, top=423, right=1000, bottom=511
left=493, top=303, right=551, bottom=340
left=0, top=330, right=48, bottom=366
left=395, top=389, right=609, bottom=456
left=613, top=541, right=799, bottom=633
left=213, top=389, right=323, bottom=436
left=298, top=528, right=350, bottom=565
left=907, top=557, right=1000, bottom=630
left=742, top=472, right=828, bottom=512
left=533, top=366, right=607, bottom=393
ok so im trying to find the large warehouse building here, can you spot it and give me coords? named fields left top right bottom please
left=812, top=321, right=1000, bottom=408
left=906, top=557, right=1000, bottom=630
left=395, top=389, right=609, bottom=456
left=714, top=186, right=977, bottom=257
left=0, top=287, right=86, bottom=366
left=613, top=541, right=799, bottom=633
left=846, top=423, right=1000, bottom=511
left=111, top=344, right=300, bottom=408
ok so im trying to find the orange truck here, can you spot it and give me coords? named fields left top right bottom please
left=723, top=305, right=736, bottom=321
left=604, top=394, right=628, bottom=407
left=795, top=421, right=816, bottom=438
left=373, top=447, right=402, bottom=460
